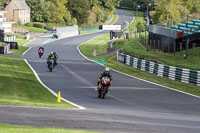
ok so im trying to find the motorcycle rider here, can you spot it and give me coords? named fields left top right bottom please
left=97, top=67, right=112, bottom=91
left=53, top=52, right=58, bottom=65
left=38, top=46, right=44, bottom=53
left=47, top=52, right=58, bottom=65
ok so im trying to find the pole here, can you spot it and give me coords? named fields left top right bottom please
left=136, top=6, right=138, bottom=49
left=145, top=6, right=147, bottom=51
left=185, top=15, right=189, bottom=59
left=129, top=18, right=130, bottom=31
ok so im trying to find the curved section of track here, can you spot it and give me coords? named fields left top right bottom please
left=1, top=11, right=200, bottom=133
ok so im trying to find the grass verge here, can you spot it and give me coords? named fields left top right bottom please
left=10, top=37, right=34, bottom=55
left=115, top=38, right=200, bottom=71
left=107, top=13, right=118, bottom=25
left=80, top=31, right=99, bottom=35
left=0, top=56, right=75, bottom=108
left=14, top=24, right=47, bottom=33
left=79, top=34, right=110, bottom=57
left=0, top=124, right=101, bottom=133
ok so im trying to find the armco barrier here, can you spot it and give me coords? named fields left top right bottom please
left=4, top=36, right=16, bottom=42
left=117, top=52, right=200, bottom=86
left=0, top=43, right=10, bottom=54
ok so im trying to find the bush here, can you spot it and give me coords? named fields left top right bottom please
left=45, top=23, right=67, bottom=29
left=25, top=22, right=34, bottom=27
left=33, top=22, right=46, bottom=29
left=0, top=42, right=7, bottom=47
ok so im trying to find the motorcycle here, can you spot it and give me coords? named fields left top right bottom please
left=47, top=59, right=55, bottom=72
left=98, top=76, right=111, bottom=99
left=38, top=48, right=44, bottom=58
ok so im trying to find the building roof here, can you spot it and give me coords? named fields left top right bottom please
left=13, top=0, right=30, bottom=10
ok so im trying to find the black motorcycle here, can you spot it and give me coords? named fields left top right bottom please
left=47, top=59, right=55, bottom=72
left=98, top=76, right=111, bottom=99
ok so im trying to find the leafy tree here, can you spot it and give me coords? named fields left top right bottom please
left=120, top=0, right=156, bottom=10
left=0, top=0, right=9, bottom=6
left=152, top=0, right=182, bottom=24
left=184, top=0, right=200, bottom=14
left=26, top=0, right=51, bottom=22
left=48, top=0, right=68, bottom=23
left=89, top=0, right=100, bottom=8
left=67, top=0, right=90, bottom=25
left=136, top=22, right=145, bottom=32
left=26, top=0, right=75, bottom=25
left=0, top=0, right=10, bottom=9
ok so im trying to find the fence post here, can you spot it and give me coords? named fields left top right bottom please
left=174, top=42, right=176, bottom=56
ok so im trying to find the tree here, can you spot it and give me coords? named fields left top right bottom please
left=26, top=0, right=75, bottom=25
left=48, top=0, right=69, bottom=23
left=26, top=0, right=51, bottom=22
left=89, top=0, right=100, bottom=8
left=120, top=0, right=156, bottom=10
left=0, top=0, right=10, bottom=9
left=67, top=0, right=90, bottom=25
left=136, top=22, right=145, bottom=37
left=184, top=0, right=200, bottom=14
left=136, top=22, right=145, bottom=32
left=152, top=0, right=182, bottom=24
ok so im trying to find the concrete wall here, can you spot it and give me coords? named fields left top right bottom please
left=56, top=25, right=79, bottom=38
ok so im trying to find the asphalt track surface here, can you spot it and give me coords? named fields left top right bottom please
left=1, top=11, right=200, bottom=133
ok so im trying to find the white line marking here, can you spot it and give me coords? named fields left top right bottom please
left=24, top=59, right=86, bottom=110
left=22, top=47, right=31, bottom=55
left=23, top=37, right=36, bottom=46
left=113, top=14, right=119, bottom=25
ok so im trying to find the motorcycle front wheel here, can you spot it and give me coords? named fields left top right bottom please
left=101, top=86, right=107, bottom=99
left=48, top=64, right=53, bottom=72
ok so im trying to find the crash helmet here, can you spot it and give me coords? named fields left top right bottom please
left=105, top=67, right=110, bottom=72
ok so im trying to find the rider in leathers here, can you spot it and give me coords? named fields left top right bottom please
left=97, top=67, right=112, bottom=91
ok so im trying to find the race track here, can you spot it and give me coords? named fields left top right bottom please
left=0, top=10, right=200, bottom=133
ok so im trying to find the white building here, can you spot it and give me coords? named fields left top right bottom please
left=0, top=11, right=15, bottom=33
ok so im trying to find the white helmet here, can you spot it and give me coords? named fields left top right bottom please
left=105, top=67, right=110, bottom=72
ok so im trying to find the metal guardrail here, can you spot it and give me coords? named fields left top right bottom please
left=0, top=43, right=10, bottom=54
left=4, top=36, right=16, bottom=42
left=117, top=52, right=200, bottom=86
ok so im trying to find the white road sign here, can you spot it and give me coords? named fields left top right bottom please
left=102, top=25, right=121, bottom=30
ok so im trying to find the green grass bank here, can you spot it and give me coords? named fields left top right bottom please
left=0, top=56, right=75, bottom=108
left=0, top=124, right=101, bottom=133
left=14, top=24, right=47, bottom=33
left=11, top=37, right=34, bottom=55
left=79, top=34, right=110, bottom=57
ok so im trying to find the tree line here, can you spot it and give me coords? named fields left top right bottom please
left=152, top=0, right=200, bottom=24
left=120, top=0, right=200, bottom=24
left=1, top=0, right=199, bottom=25
left=0, top=0, right=121, bottom=26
